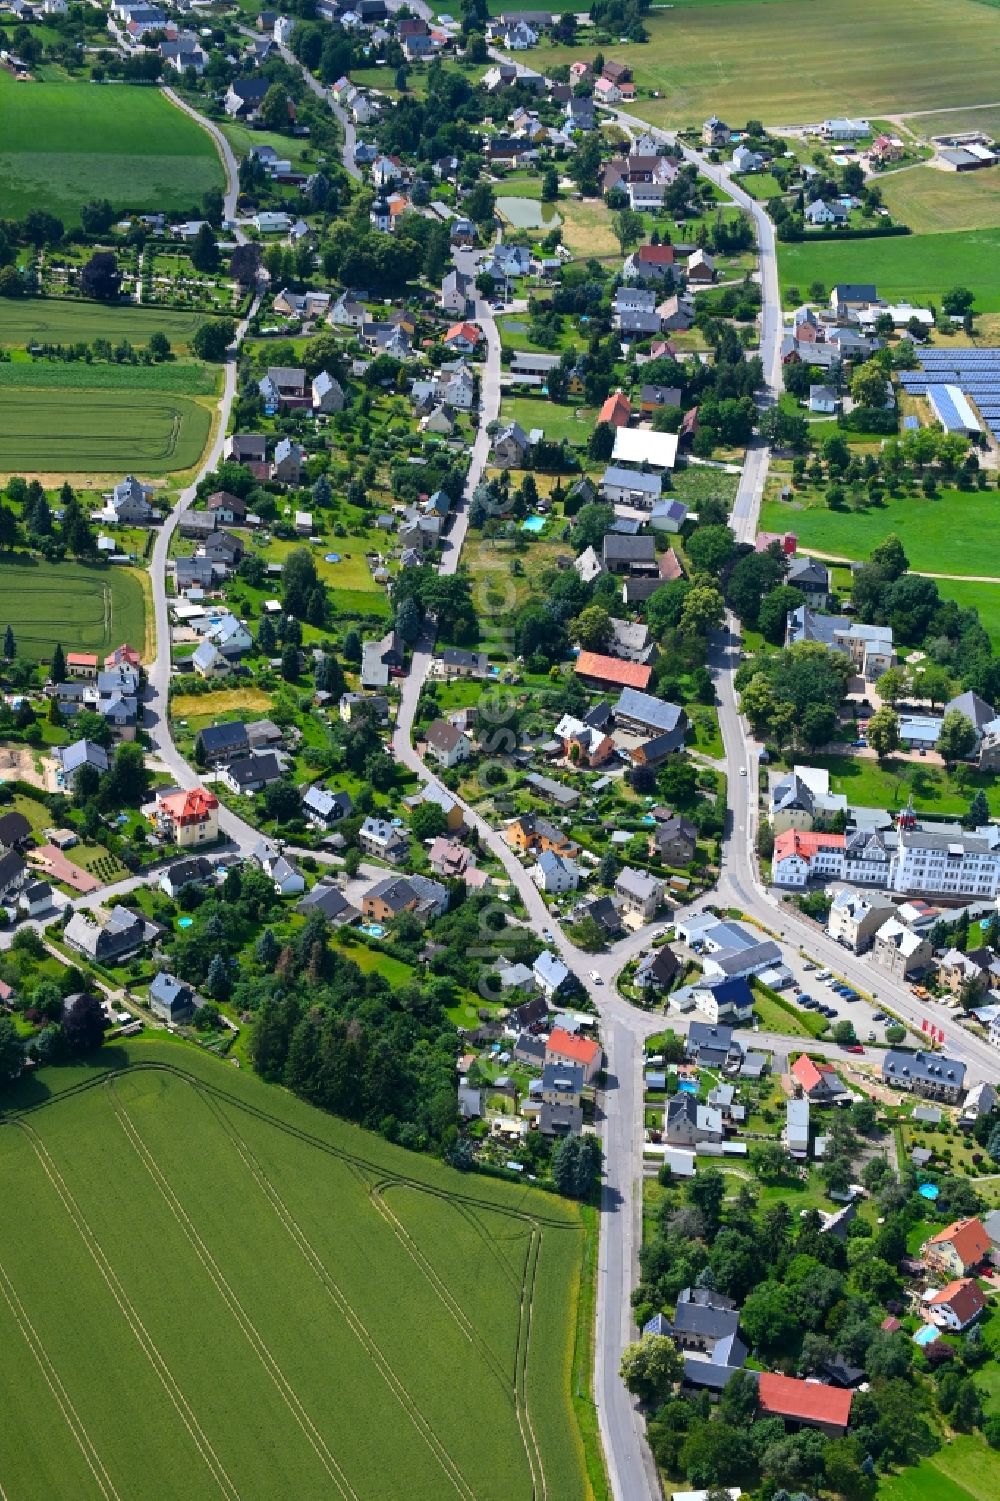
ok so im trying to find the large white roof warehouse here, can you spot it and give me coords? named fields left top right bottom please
left=612, top=427, right=679, bottom=470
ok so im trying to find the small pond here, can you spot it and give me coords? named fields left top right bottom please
left=495, top=196, right=561, bottom=231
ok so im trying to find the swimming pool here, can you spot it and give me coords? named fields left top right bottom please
left=918, top=1182, right=940, bottom=1201
left=521, top=515, right=546, bottom=533
left=177, top=917, right=194, bottom=930
left=325, top=553, right=342, bottom=563
left=678, top=1079, right=699, bottom=1095
left=361, top=923, right=386, bottom=939
left=913, top=1324, right=939, bottom=1346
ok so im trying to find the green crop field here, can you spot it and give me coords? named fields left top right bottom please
left=759, top=486, right=1000, bottom=576
left=0, top=362, right=216, bottom=395
left=528, top=0, right=1000, bottom=128
left=0, top=298, right=220, bottom=354
left=0, top=384, right=212, bottom=474
left=0, top=559, right=147, bottom=661
left=0, top=1046, right=592, bottom=1501
left=779, top=228, right=1000, bottom=311
left=879, top=165, right=1000, bottom=234
left=0, top=73, right=223, bottom=224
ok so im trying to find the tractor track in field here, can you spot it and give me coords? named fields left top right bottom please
left=12, top=1119, right=240, bottom=1500
left=191, top=1082, right=478, bottom=1501
left=104, top=1079, right=360, bottom=1501
left=0, top=1255, right=122, bottom=1501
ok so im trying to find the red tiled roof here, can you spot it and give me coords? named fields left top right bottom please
left=637, top=243, right=675, bottom=265
left=546, top=1028, right=602, bottom=1067
left=928, top=1278, right=985, bottom=1324
left=757, top=1372, right=853, bottom=1428
left=926, top=1218, right=991, bottom=1270
left=791, top=1053, right=835, bottom=1095
left=445, top=321, right=480, bottom=344
left=598, top=392, right=632, bottom=427
left=67, top=652, right=98, bottom=666
left=574, top=652, right=652, bottom=690
left=774, top=829, right=846, bottom=861
left=158, top=787, right=219, bottom=824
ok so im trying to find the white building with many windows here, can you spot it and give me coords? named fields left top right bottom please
left=890, top=825, right=1000, bottom=900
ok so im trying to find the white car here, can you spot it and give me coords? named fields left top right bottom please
left=739, top=767, right=747, bottom=776
left=590, top=970, right=603, bottom=984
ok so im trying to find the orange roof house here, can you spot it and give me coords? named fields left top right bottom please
left=790, top=1053, right=845, bottom=1102
left=598, top=391, right=632, bottom=427
left=444, top=321, right=481, bottom=347
left=635, top=243, right=676, bottom=267
left=574, top=651, right=652, bottom=692
left=545, top=1027, right=603, bottom=1083
left=922, top=1218, right=991, bottom=1277
left=104, top=642, right=142, bottom=670
left=927, top=1278, right=985, bottom=1331
left=154, top=786, right=220, bottom=848
left=757, top=1373, right=852, bottom=1434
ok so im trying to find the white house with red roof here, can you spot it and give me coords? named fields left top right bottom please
left=443, top=321, right=481, bottom=354
left=154, top=787, right=219, bottom=847
left=772, top=829, right=846, bottom=887
left=925, top=1278, right=985, bottom=1332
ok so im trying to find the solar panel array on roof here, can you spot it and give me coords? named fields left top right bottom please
left=902, top=347, right=1000, bottom=439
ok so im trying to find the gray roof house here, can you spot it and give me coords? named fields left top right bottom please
left=302, top=786, right=354, bottom=829
left=65, top=905, right=147, bottom=964
left=149, top=972, right=197, bottom=1024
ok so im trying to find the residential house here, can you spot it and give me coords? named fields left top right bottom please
left=635, top=946, right=681, bottom=992
left=56, top=739, right=110, bottom=789
left=205, top=492, right=247, bottom=527
left=295, top=882, right=359, bottom=925
left=565, top=96, right=596, bottom=132
left=809, top=384, right=839, bottom=414
left=443, top=321, right=481, bottom=355
left=732, top=144, right=763, bottom=172
left=686, top=1021, right=739, bottom=1069
left=665, top=1092, right=723, bottom=1147
left=195, top=720, right=250, bottom=766
left=403, top=781, right=464, bottom=836
left=359, top=816, right=409, bottom=864
left=804, top=199, right=849, bottom=227
left=219, top=753, right=282, bottom=796
left=772, top=830, right=847, bottom=887
left=65, top=905, right=146, bottom=964
left=153, top=787, right=219, bottom=847
left=250, top=841, right=303, bottom=897
left=922, top=1218, right=991, bottom=1278
left=19, top=881, right=53, bottom=919
left=926, top=1279, right=985, bottom=1333
left=109, top=474, right=154, bottom=524
left=554, top=713, right=615, bottom=767
left=599, top=467, right=662, bottom=507
left=272, top=438, right=305, bottom=484
left=658, top=294, right=696, bottom=331
left=545, top=1027, right=602, bottom=1084
left=598, top=391, right=632, bottom=428
left=533, top=950, right=569, bottom=999
left=506, top=813, right=578, bottom=859
left=533, top=849, right=581, bottom=894
left=649, top=813, right=697, bottom=866
left=424, top=719, right=472, bottom=769
left=361, top=629, right=402, bottom=690
left=692, top=976, right=754, bottom=1025
left=0, top=852, right=27, bottom=903
left=786, top=556, right=831, bottom=605
left=433, top=648, right=490, bottom=680
left=872, top=917, right=932, bottom=980
left=362, top=874, right=448, bottom=924
left=827, top=890, right=895, bottom=953
left=192, top=641, right=226, bottom=679
left=613, top=688, right=687, bottom=745
left=302, top=786, right=353, bottom=831
left=312, top=370, right=345, bottom=413
left=791, top=1053, right=848, bottom=1104
left=756, top=1373, right=853, bottom=1436
left=159, top=857, right=214, bottom=900
left=492, top=422, right=534, bottom=469
left=149, top=972, right=197, bottom=1025
left=702, top=116, right=729, bottom=147
left=615, top=867, right=664, bottom=921
left=937, top=946, right=993, bottom=996
left=686, top=249, right=715, bottom=283
left=882, top=1049, right=967, bottom=1103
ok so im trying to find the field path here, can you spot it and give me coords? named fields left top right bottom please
left=798, top=545, right=1000, bottom=581
left=161, top=89, right=240, bottom=221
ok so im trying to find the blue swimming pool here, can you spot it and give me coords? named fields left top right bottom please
left=918, top=1182, right=940, bottom=1201
left=521, top=515, right=546, bottom=533
left=177, top=916, right=194, bottom=929
left=678, top=1079, right=699, bottom=1095
left=913, top=1324, right=939, bottom=1347
left=361, top=923, right=386, bottom=939
left=325, top=552, right=342, bottom=563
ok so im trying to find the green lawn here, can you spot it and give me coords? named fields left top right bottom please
left=779, top=229, right=1000, bottom=312
left=502, top=396, right=596, bottom=445
left=879, top=1435, right=1000, bottom=1501
left=738, top=172, right=785, bottom=200
left=806, top=753, right=1000, bottom=817
left=529, top=0, right=1000, bottom=128
left=0, top=73, right=223, bottom=224
left=0, top=557, right=147, bottom=662
left=880, top=164, right=1000, bottom=234
left=0, top=299, right=226, bottom=355
left=759, top=487, right=1000, bottom=576
left=0, top=1045, right=593, bottom=1501
left=935, top=579, right=1000, bottom=649
left=0, top=384, right=212, bottom=475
